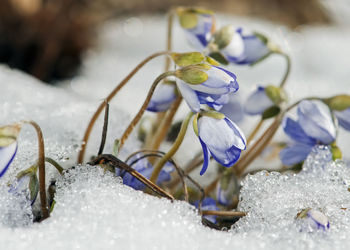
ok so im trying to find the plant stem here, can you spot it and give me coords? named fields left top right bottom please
left=149, top=96, right=183, bottom=151
left=246, top=119, right=264, bottom=146
left=77, top=51, right=170, bottom=164
left=45, top=157, right=64, bottom=175
left=164, top=8, right=175, bottom=72
left=277, top=52, right=291, bottom=88
left=201, top=210, right=246, bottom=217
left=97, top=101, right=109, bottom=156
left=150, top=112, right=194, bottom=183
left=118, top=71, right=176, bottom=150
left=22, top=120, right=49, bottom=220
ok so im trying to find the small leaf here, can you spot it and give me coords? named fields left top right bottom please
left=113, top=139, right=120, bottom=156
left=208, top=52, right=229, bottom=65
left=171, top=52, right=205, bottom=67
left=324, top=95, right=350, bottom=111
left=29, top=174, right=39, bottom=205
left=205, top=56, right=220, bottom=66
left=213, top=25, right=236, bottom=49
left=177, top=11, right=198, bottom=29
left=262, top=105, right=280, bottom=120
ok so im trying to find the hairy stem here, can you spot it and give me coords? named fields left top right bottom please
left=277, top=52, right=291, bottom=88
left=23, top=120, right=49, bottom=220
left=150, top=112, right=194, bottom=183
left=77, top=51, right=170, bottom=164
left=118, top=71, right=176, bottom=150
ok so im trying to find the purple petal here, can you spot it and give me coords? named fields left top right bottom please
left=279, top=143, right=313, bottom=166
left=297, top=100, right=336, bottom=144
left=199, top=137, right=210, bottom=175
left=147, top=84, right=176, bottom=112
left=282, top=117, right=316, bottom=145
left=244, top=86, right=274, bottom=115
left=184, top=14, right=213, bottom=50
left=176, top=80, right=201, bottom=112
left=0, top=142, right=17, bottom=178
left=335, top=108, right=350, bottom=131
left=220, top=92, right=244, bottom=123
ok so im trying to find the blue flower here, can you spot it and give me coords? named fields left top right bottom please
left=178, top=10, right=215, bottom=50
left=280, top=100, right=336, bottom=166
left=195, top=197, right=219, bottom=223
left=244, top=86, right=274, bottom=115
left=0, top=124, right=21, bottom=178
left=119, top=153, right=174, bottom=190
left=177, top=65, right=239, bottom=112
left=147, top=83, right=177, bottom=112
left=216, top=174, right=239, bottom=206
left=306, top=209, right=330, bottom=231
left=196, top=115, right=246, bottom=175
left=335, top=107, right=350, bottom=131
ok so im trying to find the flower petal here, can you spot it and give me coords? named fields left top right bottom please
left=199, top=137, right=210, bottom=175
left=279, top=143, right=313, bottom=166
left=147, top=84, right=176, bottom=112
left=0, top=142, right=17, bottom=178
left=335, top=108, right=350, bottom=131
left=244, top=86, right=274, bottom=115
left=220, top=28, right=245, bottom=62
left=177, top=80, right=201, bottom=112
left=297, top=100, right=336, bottom=144
left=220, top=92, right=244, bottom=123
left=184, top=14, right=214, bottom=50
left=282, top=117, right=316, bottom=145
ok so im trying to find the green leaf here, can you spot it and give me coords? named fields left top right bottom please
left=262, top=106, right=281, bottom=120
left=171, top=52, right=205, bottom=67
left=29, top=174, right=39, bottom=204
left=324, top=95, right=350, bottom=111
left=208, top=52, right=229, bottom=65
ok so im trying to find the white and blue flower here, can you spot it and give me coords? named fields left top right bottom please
left=280, top=100, right=336, bottom=166
left=335, top=107, right=350, bottom=131
left=0, top=124, right=21, bottom=178
left=195, top=114, right=246, bottom=175
left=119, top=153, right=174, bottom=190
left=147, top=83, right=177, bottom=112
left=244, top=86, right=274, bottom=115
left=177, top=65, right=239, bottom=112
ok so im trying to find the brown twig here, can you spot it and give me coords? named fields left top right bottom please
left=97, top=101, right=109, bottom=156
left=201, top=210, right=246, bottom=217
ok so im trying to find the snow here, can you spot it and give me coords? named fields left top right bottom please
left=1, top=0, right=350, bottom=249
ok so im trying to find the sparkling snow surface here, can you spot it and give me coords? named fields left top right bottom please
left=1, top=0, right=350, bottom=249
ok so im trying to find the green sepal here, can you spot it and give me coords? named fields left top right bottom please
left=253, top=31, right=269, bottom=45
left=331, top=143, right=342, bottom=160
left=296, top=208, right=311, bottom=219
left=16, top=165, right=38, bottom=179
left=205, top=56, right=220, bottom=66
left=175, top=65, right=209, bottom=85
left=213, top=25, right=235, bottom=49
left=208, top=52, right=229, bottom=65
left=265, top=85, right=286, bottom=105
left=171, top=52, right=205, bottom=67
left=177, top=10, right=198, bottom=29
left=29, top=173, right=39, bottom=204
left=200, top=110, right=225, bottom=120
left=262, top=106, right=281, bottom=120
left=324, top=95, right=350, bottom=111
left=0, top=123, right=22, bottom=147
left=193, top=113, right=199, bottom=136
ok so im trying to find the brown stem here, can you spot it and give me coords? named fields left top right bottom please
left=23, top=120, right=49, bottom=220
left=89, top=154, right=174, bottom=200
left=150, top=96, right=183, bottom=151
left=246, top=119, right=264, bottom=146
left=118, top=71, right=176, bottom=151
left=164, top=8, right=175, bottom=72
left=77, top=51, right=170, bottom=164
left=201, top=210, right=246, bottom=217
left=97, top=101, right=109, bottom=156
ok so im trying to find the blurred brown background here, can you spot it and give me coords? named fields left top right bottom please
left=0, top=0, right=330, bottom=82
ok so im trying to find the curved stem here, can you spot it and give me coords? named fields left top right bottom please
left=246, top=119, right=264, bottom=146
left=149, top=96, right=183, bottom=151
left=45, top=157, right=64, bottom=175
left=150, top=112, right=194, bottom=183
left=118, top=71, right=176, bottom=151
left=97, top=101, right=109, bottom=156
left=277, top=52, right=291, bottom=88
left=77, top=51, right=170, bottom=164
left=22, top=120, right=49, bottom=220
left=164, top=8, right=175, bottom=72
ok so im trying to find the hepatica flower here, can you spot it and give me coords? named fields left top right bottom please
left=280, top=100, right=336, bottom=166
left=120, top=153, right=174, bottom=190
left=0, top=124, right=21, bottom=178
left=9, top=172, right=39, bottom=206
left=244, top=86, right=274, bottom=115
left=193, top=113, right=246, bottom=175
left=335, top=107, right=350, bottom=131
left=177, top=8, right=215, bottom=50
left=195, top=197, right=219, bottom=224
left=297, top=208, right=330, bottom=231
left=176, top=63, right=239, bottom=112
left=147, top=82, right=177, bottom=112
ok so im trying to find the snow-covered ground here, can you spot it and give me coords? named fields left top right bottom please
left=1, top=0, right=350, bottom=249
